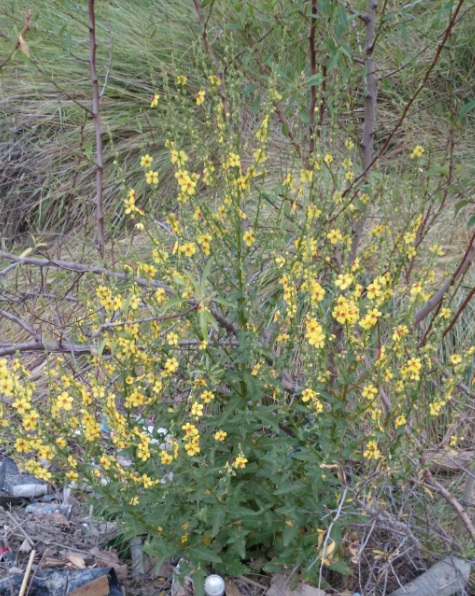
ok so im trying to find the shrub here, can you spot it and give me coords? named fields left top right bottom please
left=2, top=1, right=475, bottom=593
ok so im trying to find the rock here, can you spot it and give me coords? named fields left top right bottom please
left=389, top=556, right=471, bottom=596
left=267, top=574, right=327, bottom=596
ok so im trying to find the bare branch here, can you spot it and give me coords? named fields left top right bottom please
left=344, top=0, right=465, bottom=198
left=423, top=470, right=475, bottom=543
left=0, top=251, right=171, bottom=292
left=88, top=0, right=105, bottom=258
left=415, top=228, right=475, bottom=324
left=0, top=309, right=40, bottom=341
left=308, top=1, right=318, bottom=153
left=0, top=341, right=95, bottom=358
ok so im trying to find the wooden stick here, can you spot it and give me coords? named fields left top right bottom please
left=18, top=549, right=36, bottom=596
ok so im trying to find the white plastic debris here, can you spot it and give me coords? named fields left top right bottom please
left=205, top=574, right=225, bottom=596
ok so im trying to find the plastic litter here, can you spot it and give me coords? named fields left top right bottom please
left=25, top=503, right=72, bottom=517
left=0, top=546, right=14, bottom=564
left=205, top=574, right=225, bottom=596
left=0, top=567, right=122, bottom=596
left=0, top=457, right=47, bottom=499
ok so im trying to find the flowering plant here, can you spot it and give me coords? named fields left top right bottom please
left=2, top=1, right=474, bottom=592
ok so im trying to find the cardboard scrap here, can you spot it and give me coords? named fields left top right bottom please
left=68, top=574, right=110, bottom=596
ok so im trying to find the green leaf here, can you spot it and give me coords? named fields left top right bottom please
left=427, top=164, right=450, bottom=177
left=274, top=480, right=307, bottom=495
left=96, top=338, right=107, bottom=357
left=283, top=521, right=300, bottom=546
left=467, top=214, right=475, bottom=227
left=455, top=199, right=470, bottom=217
left=186, top=544, right=223, bottom=564
left=306, top=74, right=324, bottom=87
left=459, top=99, right=475, bottom=121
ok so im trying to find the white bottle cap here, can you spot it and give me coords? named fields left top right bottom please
left=205, top=574, right=225, bottom=596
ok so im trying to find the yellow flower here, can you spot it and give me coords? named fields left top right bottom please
left=184, top=439, right=200, bottom=456
left=155, top=288, right=166, bottom=304
left=146, top=170, right=159, bottom=185
left=196, top=90, right=206, bottom=105
left=214, top=430, right=227, bottom=442
left=140, top=154, right=153, bottom=168
left=363, top=440, right=381, bottom=460
left=335, top=273, right=353, bottom=291
left=450, top=354, right=462, bottom=365
left=164, top=357, right=179, bottom=375
left=201, top=390, right=214, bottom=403
left=305, top=317, right=325, bottom=348
left=15, top=437, right=31, bottom=453
left=167, top=332, right=179, bottom=346
left=208, top=74, right=221, bottom=87
left=302, top=388, right=318, bottom=403
left=410, top=145, right=424, bottom=159
left=324, top=154, right=333, bottom=166
left=226, top=153, right=241, bottom=168
left=429, top=244, right=445, bottom=256
left=243, top=230, right=256, bottom=247
left=362, top=384, right=378, bottom=399
left=176, top=75, right=188, bottom=86
left=403, top=357, right=422, bottom=380
left=56, top=391, right=73, bottom=411
left=179, top=242, right=197, bottom=257
left=395, top=415, right=406, bottom=427
left=233, top=456, right=248, bottom=469
left=327, top=228, right=343, bottom=244
left=12, top=398, right=31, bottom=414
left=191, top=402, right=204, bottom=418
left=150, top=93, right=160, bottom=107
left=159, top=451, right=174, bottom=465
left=359, top=308, right=382, bottom=330
left=182, top=422, right=199, bottom=437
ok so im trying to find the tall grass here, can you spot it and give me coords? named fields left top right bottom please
left=1, top=0, right=474, bottom=242
left=0, top=0, right=209, bottom=240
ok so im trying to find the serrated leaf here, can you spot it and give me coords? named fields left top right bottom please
left=186, top=544, right=222, bottom=563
